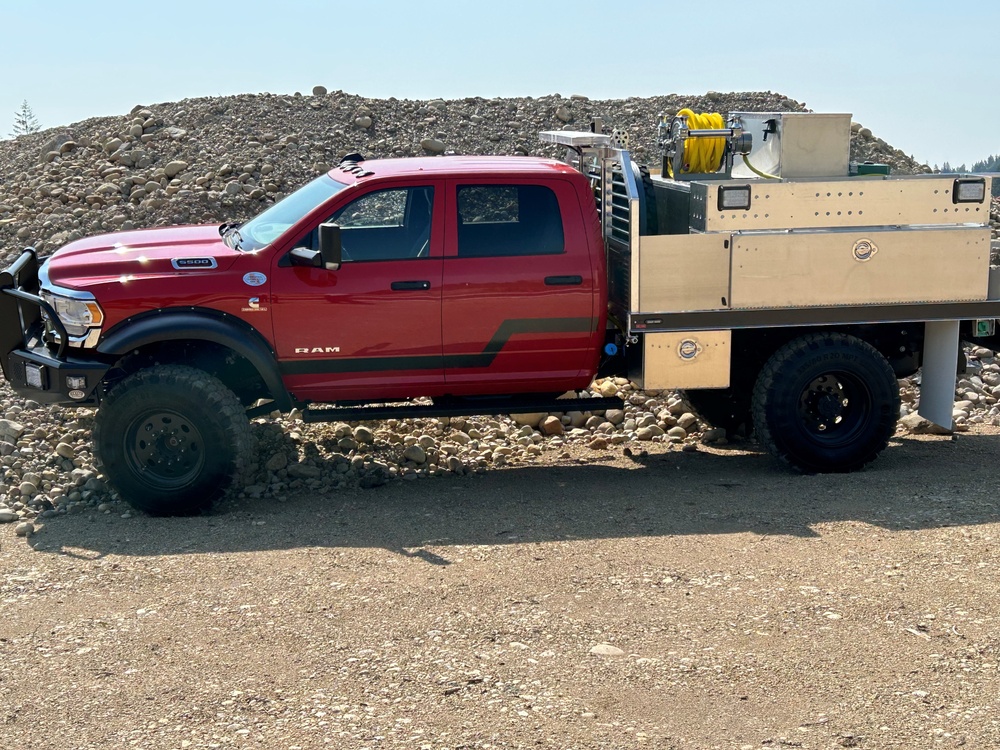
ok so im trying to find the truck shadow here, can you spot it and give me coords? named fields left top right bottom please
left=29, top=432, right=1000, bottom=561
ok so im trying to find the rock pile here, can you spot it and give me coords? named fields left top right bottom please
left=0, top=88, right=989, bottom=522
left=0, top=89, right=929, bottom=264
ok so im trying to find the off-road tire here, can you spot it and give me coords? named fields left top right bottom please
left=752, top=333, right=900, bottom=473
left=94, top=365, right=252, bottom=516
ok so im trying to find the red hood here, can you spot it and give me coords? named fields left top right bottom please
left=44, top=225, right=242, bottom=290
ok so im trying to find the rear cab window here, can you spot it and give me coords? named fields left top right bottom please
left=456, top=184, right=564, bottom=258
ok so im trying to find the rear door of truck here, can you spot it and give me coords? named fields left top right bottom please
left=440, top=177, right=599, bottom=394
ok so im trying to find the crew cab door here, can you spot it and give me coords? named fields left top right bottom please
left=270, top=182, right=444, bottom=401
left=441, top=179, right=600, bottom=393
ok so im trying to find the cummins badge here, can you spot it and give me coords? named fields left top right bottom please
left=852, top=238, right=878, bottom=262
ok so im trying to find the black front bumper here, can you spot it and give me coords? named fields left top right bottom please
left=1, top=248, right=109, bottom=405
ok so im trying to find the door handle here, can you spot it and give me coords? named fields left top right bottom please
left=391, top=280, right=431, bottom=291
left=544, top=275, right=583, bottom=286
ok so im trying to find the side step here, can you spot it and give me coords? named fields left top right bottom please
left=301, top=395, right=625, bottom=424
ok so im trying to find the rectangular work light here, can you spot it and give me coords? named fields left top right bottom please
left=718, top=185, right=752, bottom=211
left=953, top=177, right=986, bottom=204
left=24, top=363, right=46, bottom=389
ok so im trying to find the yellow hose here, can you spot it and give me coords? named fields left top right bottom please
left=671, top=109, right=726, bottom=176
left=741, top=153, right=779, bottom=180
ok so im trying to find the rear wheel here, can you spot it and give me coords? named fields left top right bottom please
left=751, top=333, right=899, bottom=473
left=94, top=365, right=252, bottom=515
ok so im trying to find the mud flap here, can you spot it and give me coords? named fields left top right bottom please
left=917, top=320, right=959, bottom=430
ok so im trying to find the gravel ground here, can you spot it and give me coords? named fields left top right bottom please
left=3, top=426, right=1000, bottom=749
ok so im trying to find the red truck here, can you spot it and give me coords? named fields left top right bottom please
left=2, top=112, right=997, bottom=515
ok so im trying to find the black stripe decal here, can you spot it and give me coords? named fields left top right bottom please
left=279, top=317, right=593, bottom=375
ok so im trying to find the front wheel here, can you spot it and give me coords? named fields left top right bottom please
left=752, top=333, right=900, bottom=473
left=94, top=365, right=252, bottom=515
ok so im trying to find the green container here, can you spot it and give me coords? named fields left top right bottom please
left=850, top=161, right=891, bottom=176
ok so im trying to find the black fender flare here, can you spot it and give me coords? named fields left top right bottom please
left=97, top=309, right=293, bottom=412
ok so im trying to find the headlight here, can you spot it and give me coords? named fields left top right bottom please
left=40, top=290, right=104, bottom=338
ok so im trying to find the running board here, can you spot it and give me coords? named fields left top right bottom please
left=301, top=396, right=625, bottom=424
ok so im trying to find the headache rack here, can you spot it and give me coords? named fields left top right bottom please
left=539, top=128, right=642, bottom=323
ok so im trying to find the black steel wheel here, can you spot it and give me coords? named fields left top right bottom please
left=123, top=409, right=207, bottom=491
left=752, top=333, right=900, bottom=473
left=95, top=365, right=252, bottom=515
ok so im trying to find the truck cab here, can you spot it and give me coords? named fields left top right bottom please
left=0, top=155, right=615, bottom=515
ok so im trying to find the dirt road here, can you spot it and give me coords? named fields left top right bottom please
left=3, top=430, right=999, bottom=749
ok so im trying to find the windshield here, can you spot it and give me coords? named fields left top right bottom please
left=232, top=174, right=348, bottom=252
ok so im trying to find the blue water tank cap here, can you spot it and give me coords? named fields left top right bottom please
left=604, top=343, right=618, bottom=356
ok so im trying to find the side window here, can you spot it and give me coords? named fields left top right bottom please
left=457, top=185, right=565, bottom=258
left=324, top=186, right=433, bottom=261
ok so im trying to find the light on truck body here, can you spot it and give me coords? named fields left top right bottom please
left=952, top=177, right=986, bottom=204
left=718, top=185, right=752, bottom=211
left=25, top=363, right=45, bottom=389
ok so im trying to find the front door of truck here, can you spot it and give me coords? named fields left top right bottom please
left=441, top=180, right=598, bottom=393
left=270, top=182, right=444, bottom=401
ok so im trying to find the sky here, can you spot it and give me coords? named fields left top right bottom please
left=0, top=0, right=996, bottom=169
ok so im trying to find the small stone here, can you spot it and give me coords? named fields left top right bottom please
left=312, top=85, right=328, bottom=96
left=667, top=426, right=688, bottom=441
left=420, top=138, right=446, bottom=155
left=353, top=426, right=374, bottom=444
left=597, top=380, right=618, bottom=398
left=0, top=419, right=25, bottom=440
left=55, top=442, right=76, bottom=459
left=589, top=643, right=625, bottom=657
left=899, top=412, right=951, bottom=435
left=355, top=116, right=373, bottom=129
left=604, top=409, right=625, bottom=425
left=701, top=427, right=727, bottom=443
left=403, top=445, right=427, bottom=464
left=0, top=509, right=18, bottom=523
left=587, top=436, right=608, bottom=450
left=555, top=106, right=572, bottom=123
left=265, top=452, right=288, bottom=472
left=512, top=412, right=544, bottom=427
left=677, top=412, right=698, bottom=430
left=287, top=463, right=321, bottom=479
left=164, top=160, right=188, bottom=177
left=636, top=427, right=655, bottom=441
left=14, top=521, right=34, bottom=537
left=540, top=416, right=564, bottom=436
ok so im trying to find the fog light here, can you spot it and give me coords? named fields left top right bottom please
left=66, top=376, right=87, bottom=390
left=953, top=177, right=986, bottom=204
left=25, top=363, right=46, bottom=389
left=718, top=185, right=752, bottom=211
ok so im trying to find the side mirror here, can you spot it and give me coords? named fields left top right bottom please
left=289, top=246, right=321, bottom=267
left=318, top=223, right=342, bottom=271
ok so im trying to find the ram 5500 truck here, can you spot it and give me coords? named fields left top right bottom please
left=1, top=111, right=996, bottom=515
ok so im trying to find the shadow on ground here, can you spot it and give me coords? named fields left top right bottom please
left=29, top=432, right=1000, bottom=561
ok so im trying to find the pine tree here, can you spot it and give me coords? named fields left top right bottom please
left=11, top=100, right=39, bottom=137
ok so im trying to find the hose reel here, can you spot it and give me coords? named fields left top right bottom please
left=659, top=108, right=757, bottom=178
